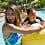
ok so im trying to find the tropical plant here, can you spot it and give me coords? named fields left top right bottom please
left=31, top=0, right=45, bottom=8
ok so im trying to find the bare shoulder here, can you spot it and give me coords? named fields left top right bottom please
left=2, top=23, right=8, bottom=28
left=2, top=23, right=9, bottom=31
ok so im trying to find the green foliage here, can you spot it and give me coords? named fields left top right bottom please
left=1, top=2, right=9, bottom=8
left=31, top=0, right=45, bottom=8
left=39, top=0, right=45, bottom=7
left=31, top=1, right=41, bottom=8
left=0, top=0, right=45, bottom=11
left=0, top=1, right=9, bottom=11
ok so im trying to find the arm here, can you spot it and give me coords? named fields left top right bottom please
left=36, top=16, right=45, bottom=28
left=2, top=23, right=41, bottom=34
left=36, top=16, right=43, bottom=21
left=2, top=23, right=32, bottom=34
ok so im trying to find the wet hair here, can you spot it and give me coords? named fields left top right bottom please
left=5, top=4, right=21, bottom=25
left=26, top=8, right=35, bottom=15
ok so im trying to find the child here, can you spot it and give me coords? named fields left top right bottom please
left=23, top=8, right=45, bottom=28
left=22, top=8, right=45, bottom=45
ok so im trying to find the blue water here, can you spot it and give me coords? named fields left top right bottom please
left=0, top=10, right=45, bottom=45
left=36, top=10, right=45, bottom=21
left=0, top=21, right=5, bottom=45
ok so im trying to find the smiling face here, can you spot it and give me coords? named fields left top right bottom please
left=6, top=9, right=16, bottom=23
left=5, top=5, right=21, bottom=25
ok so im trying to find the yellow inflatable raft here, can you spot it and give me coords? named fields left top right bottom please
left=22, top=28, right=45, bottom=45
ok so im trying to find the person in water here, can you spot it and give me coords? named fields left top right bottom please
left=21, top=8, right=45, bottom=45
left=2, top=4, right=30, bottom=45
left=2, top=5, right=43, bottom=45
left=22, top=8, right=45, bottom=28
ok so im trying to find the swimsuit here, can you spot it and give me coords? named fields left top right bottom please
left=5, top=33, right=22, bottom=45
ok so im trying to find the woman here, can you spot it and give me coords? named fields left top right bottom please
left=2, top=4, right=29, bottom=45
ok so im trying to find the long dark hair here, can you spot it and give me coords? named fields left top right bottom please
left=5, top=4, right=21, bottom=25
